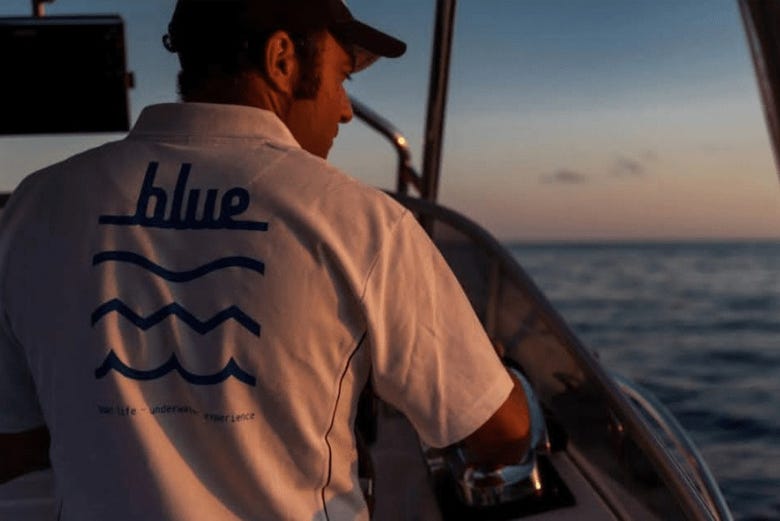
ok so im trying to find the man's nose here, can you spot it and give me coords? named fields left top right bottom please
left=340, top=98, right=353, bottom=124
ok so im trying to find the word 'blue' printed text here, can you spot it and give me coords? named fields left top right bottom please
left=99, top=162, right=268, bottom=231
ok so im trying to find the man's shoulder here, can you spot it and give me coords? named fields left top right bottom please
left=7, top=140, right=124, bottom=210
left=276, top=147, right=407, bottom=220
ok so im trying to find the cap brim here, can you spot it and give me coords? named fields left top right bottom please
left=332, top=19, right=406, bottom=72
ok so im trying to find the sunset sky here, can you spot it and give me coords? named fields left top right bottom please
left=1, top=0, right=779, bottom=241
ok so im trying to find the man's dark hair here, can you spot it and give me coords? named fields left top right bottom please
left=165, top=1, right=328, bottom=100
left=175, top=31, right=323, bottom=100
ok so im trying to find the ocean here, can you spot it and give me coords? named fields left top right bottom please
left=509, top=241, right=780, bottom=521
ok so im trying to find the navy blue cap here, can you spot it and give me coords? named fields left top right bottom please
left=165, top=0, right=406, bottom=72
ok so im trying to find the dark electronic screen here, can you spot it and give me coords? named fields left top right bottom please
left=0, top=15, right=130, bottom=135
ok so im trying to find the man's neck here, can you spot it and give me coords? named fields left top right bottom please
left=183, top=73, right=292, bottom=123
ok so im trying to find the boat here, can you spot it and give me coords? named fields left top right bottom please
left=351, top=3, right=734, bottom=519
left=0, top=0, right=749, bottom=519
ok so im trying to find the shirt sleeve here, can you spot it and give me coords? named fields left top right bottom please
left=361, top=211, right=513, bottom=448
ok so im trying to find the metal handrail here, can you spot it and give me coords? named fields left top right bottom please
left=613, top=374, right=734, bottom=521
left=350, top=97, right=423, bottom=196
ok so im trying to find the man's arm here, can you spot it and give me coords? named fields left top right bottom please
left=0, top=426, right=50, bottom=484
left=460, top=375, right=531, bottom=468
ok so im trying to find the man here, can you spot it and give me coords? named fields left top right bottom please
left=0, top=1, right=530, bottom=519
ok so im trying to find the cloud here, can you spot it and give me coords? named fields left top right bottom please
left=542, top=151, right=659, bottom=185
left=613, top=155, right=646, bottom=177
left=541, top=169, right=589, bottom=184
left=611, top=151, right=661, bottom=177
left=640, top=150, right=660, bottom=162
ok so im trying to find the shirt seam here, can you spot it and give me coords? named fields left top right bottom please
left=320, top=331, right=368, bottom=520
left=357, top=209, right=411, bottom=304
left=356, top=210, right=425, bottom=396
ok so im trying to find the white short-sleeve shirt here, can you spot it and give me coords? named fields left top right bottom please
left=0, top=103, right=512, bottom=520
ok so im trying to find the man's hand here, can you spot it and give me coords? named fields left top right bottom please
left=0, top=426, right=50, bottom=484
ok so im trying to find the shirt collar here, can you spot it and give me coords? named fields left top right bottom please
left=128, top=102, right=301, bottom=149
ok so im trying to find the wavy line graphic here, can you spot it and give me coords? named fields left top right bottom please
left=91, top=299, right=260, bottom=336
left=92, top=251, right=264, bottom=282
left=94, top=350, right=256, bottom=386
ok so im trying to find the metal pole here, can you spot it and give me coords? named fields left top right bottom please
left=740, top=0, right=780, bottom=180
left=420, top=0, right=457, bottom=203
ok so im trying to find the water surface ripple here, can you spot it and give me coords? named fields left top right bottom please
left=510, top=241, right=780, bottom=521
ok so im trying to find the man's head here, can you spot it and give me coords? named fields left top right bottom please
left=164, top=0, right=406, bottom=158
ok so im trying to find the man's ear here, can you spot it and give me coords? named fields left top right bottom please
left=264, top=30, right=299, bottom=95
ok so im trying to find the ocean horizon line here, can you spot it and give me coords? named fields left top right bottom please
left=504, top=237, right=780, bottom=248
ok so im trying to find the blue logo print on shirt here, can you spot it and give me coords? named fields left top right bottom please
left=93, top=251, right=264, bottom=282
left=99, top=162, right=268, bottom=230
left=93, top=161, right=265, bottom=386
